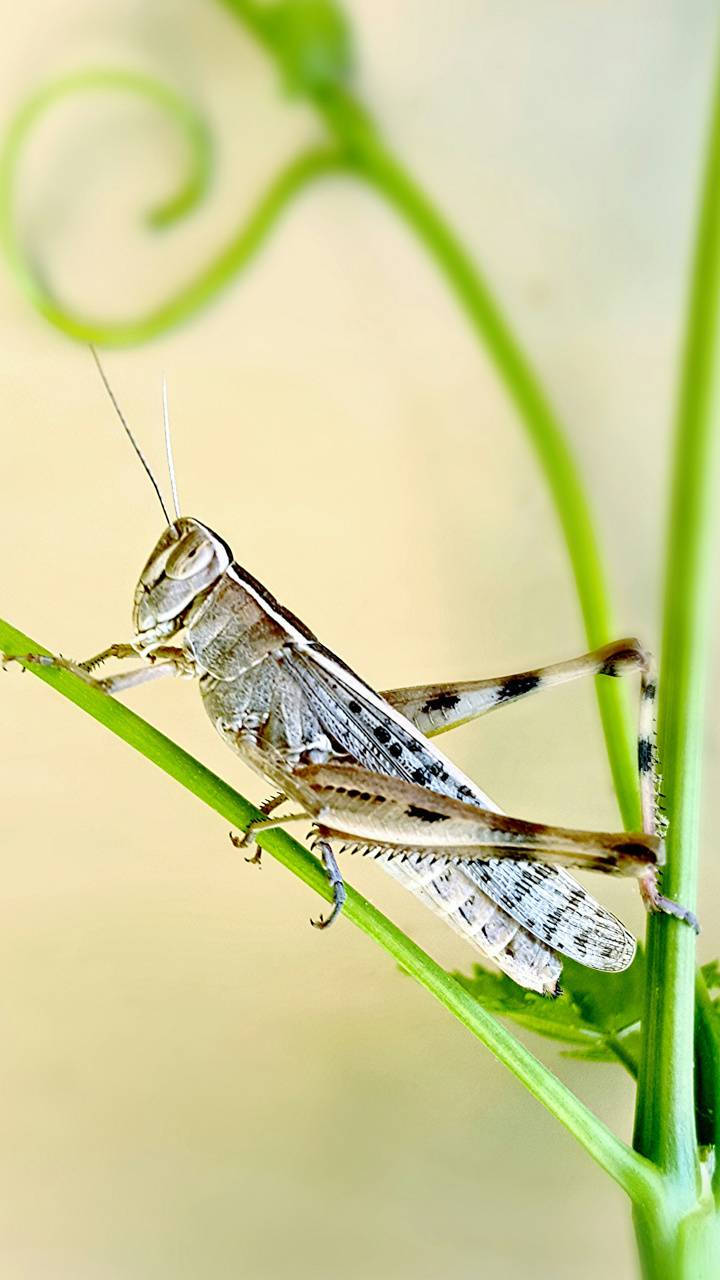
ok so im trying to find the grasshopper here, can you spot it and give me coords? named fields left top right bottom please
left=8, top=352, right=697, bottom=996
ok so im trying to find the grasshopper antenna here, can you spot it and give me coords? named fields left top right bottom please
left=162, top=375, right=181, bottom=520
left=89, top=344, right=174, bottom=527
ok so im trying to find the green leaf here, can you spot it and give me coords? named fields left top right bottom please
left=561, top=955, right=645, bottom=1034
left=453, top=966, right=597, bottom=1046
left=701, top=959, right=720, bottom=994
left=454, top=952, right=646, bottom=1074
left=699, top=959, right=720, bottom=1042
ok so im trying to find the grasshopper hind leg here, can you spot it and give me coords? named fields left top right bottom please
left=309, top=839, right=347, bottom=930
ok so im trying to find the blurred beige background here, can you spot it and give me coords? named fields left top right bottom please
left=2, top=2, right=719, bottom=1277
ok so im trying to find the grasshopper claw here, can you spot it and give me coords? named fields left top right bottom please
left=229, top=829, right=263, bottom=866
left=310, top=841, right=346, bottom=930
left=639, top=868, right=700, bottom=933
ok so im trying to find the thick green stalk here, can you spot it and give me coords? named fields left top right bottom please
left=633, top=1192, right=720, bottom=1280
left=0, top=617, right=659, bottom=1205
left=633, top=47, right=720, bottom=1186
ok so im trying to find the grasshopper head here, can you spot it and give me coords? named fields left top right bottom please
left=133, top=517, right=231, bottom=648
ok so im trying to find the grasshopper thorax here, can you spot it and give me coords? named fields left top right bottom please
left=133, top=517, right=231, bottom=649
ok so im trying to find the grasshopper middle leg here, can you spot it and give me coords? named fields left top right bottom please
left=230, top=792, right=289, bottom=865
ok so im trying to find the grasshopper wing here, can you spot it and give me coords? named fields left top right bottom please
left=285, top=647, right=639, bottom=974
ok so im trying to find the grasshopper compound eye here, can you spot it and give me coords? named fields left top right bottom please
left=166, top=528, right=216, bottom=580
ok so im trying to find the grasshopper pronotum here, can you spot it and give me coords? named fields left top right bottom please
left=8, top=352, right=698, bottom=995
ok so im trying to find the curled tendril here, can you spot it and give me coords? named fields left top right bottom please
left=0, top=67, right=347, bottom=347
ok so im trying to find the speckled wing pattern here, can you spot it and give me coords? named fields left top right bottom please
left=281, top=645, right=642, bottom=984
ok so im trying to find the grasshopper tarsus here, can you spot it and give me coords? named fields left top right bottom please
left=310, top=901, right=344, bottom=930
left=310, top=840, right=347, bottom=930
left=3, top=651, right=106, bottom=688
left=79, top=643, right=136, bottom=673
left=3, top=651, right=52, bottom=668
left=638, top=868, right=700, bottom=933
left=229, top=828, right=263, bottom=865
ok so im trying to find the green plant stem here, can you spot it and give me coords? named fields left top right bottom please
left=0, top=70, right=212, bottom=281
left=351, top=142, right=640, bottom=830
left=633, top=1192, right=720, bottom=1280
left=633, top=46, right=720, bottom=1187
left=0, top=615, right=660, bottom=1206
left=232, top=0, right=644, bottom=828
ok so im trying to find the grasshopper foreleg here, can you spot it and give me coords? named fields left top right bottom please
left=87, top=645, right=197, bottom=694
left=78, top=643, right=138, bottom=672
left=2, top=651, right=106, bottom=687
left=2, top=644, right=195, bottom=694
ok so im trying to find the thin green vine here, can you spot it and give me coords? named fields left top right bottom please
left=0, top=70, right=212, bottom=283
left=0, top=69, right=347, bottom=344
